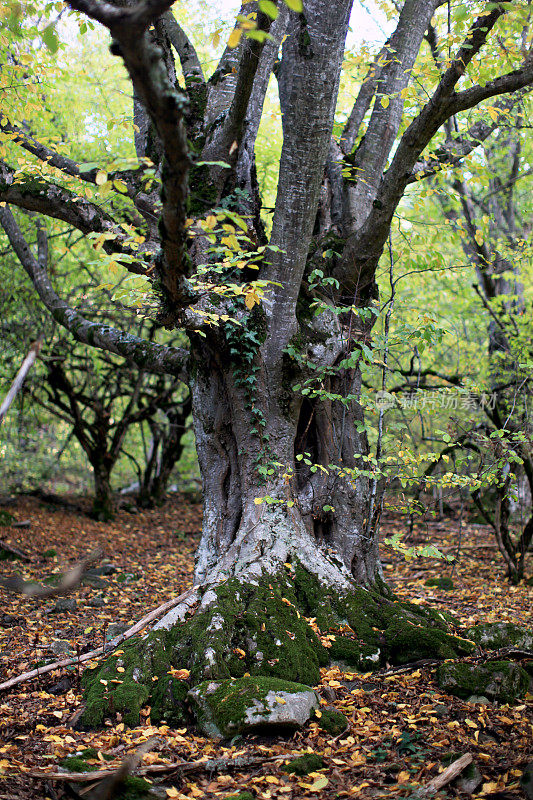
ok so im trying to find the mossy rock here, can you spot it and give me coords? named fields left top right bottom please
left=425, top=577, right=454, bottom=590
left=437, top=660, right=530, bottom=704
left=188, top=676, right=318, bottom=738
left=315, top=707, right=348, bottom=735
left=384, top=619, right=474, bottom=665
left=224, top=793, right=255, bottom=800
left=280, top=753, right=325, bottom=775
left=465, top=622, right=533, bottom=651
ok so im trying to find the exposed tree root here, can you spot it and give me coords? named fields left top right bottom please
left=80, top=561, right=474, bottom=729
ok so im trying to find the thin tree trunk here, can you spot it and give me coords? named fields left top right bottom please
left=91, top=459, right=115, bottom=521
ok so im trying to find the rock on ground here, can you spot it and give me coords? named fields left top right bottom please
left=437, top=660, right=530, bottom=704
left=188, top=676, right=319, bottom=738
left=466, top=622, right=533, bottom=651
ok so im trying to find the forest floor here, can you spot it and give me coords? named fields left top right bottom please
left=0, top=495, right=531, bottom=800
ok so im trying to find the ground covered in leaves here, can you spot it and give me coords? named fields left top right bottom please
left=0, top=495, right=531, bottom=799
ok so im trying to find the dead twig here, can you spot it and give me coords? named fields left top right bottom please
left=0, top=339, right=42, bottom=423
left=0, top=539, right=31, bottom=561
left=0, top=587, right=197, bottom=692
left=407, top=754, right=473, bottom=798
left=27, top=754, right=281, bottom=783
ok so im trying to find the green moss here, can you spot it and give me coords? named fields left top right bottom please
left=385, top=619, right=474, bottom=665
left=189, top=676, right=316, bottom=738
left=315, top=708, right=348, bottom=735
left=281, top=753, right=325, bottom=775
left=59, top=755, right=98, bottom=772
left=79, top=748, right=98, bottom=759
left=81, top=565, right=474, bottom=731
left=465, top=622, right=533, bottom=651
left=425, top=577, right=454, bottom=590
left=437, top=660, right=530, bottom=703
left=115, top=776, right=154, bottom=799
left=224, top=793, right=255, bottom=800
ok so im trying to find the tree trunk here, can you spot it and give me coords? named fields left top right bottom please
left=80, top=323, right=475, bottom=730
left=190, top=322, right=379, bottom=588
left=90, top=459, right=114, bottom=521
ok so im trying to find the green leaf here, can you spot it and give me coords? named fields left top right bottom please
left=196, top=160, right=231, bottom=168
left=42, top=23, right=59, bottom=53
left=284, top=0, right=303, bottom=10
left=259, top=0, right=279, bottom=19
left=246, top=29, right=273, bottom=42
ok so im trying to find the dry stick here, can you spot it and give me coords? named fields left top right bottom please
left=0, top=539, right=31, bottom=561
left=0, top=587, right=197, bottom=692
left=0, top=339, right=42, bottom=423
left=27, top=754, right=281, bottom=783
left=424, top=753, right=473, bottom=794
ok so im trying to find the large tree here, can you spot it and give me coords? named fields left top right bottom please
left=1, top=0, right=533, bottom=725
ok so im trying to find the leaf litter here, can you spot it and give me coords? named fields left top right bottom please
left=0, top=496, right=531, bottom=799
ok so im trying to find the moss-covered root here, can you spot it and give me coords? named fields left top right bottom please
left=82, top=573, right=327, bottom=728
left=81, top=564, right=473, bottom=729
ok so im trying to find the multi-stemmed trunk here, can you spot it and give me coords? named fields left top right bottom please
left=190, top=328, right=379, bottom=588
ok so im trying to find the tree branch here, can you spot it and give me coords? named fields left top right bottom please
left=160, top=11, right=204, bottom=85
left=0, top=162, right=148, bottom=273
left=0, top=119, right=144, bottom=194
left=0, top=206, right=188, bottom=379
left=334, top=4, right=533, bottom=298
left=0, top=339, right=42, bottom=423
left=408, top=94, right=523, bottom=183
left=340, top=38, right=391, bottom=156
left=69, top=0, right=193, bottom=314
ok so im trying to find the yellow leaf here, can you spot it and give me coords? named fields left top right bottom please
left=228, top=28, right=243, bottom=48
left=275, top=696, right=287, bottom=704
left=254, top=497, right=263, bottom=504
left=95, top=170, right=107, bottom=185
left=308, top=776, right=328, bottom=792
left=465, top=718, right=477, bottom=728
left=205, top=215, right=217, bottom=229
left=113, top=179, right=128, bottom=193
left=397, top=770, right=410, bottom=784
left=166, top=789, right=180, bottom=798
left=167, top=668, right=190, bottom=680
left=487, top=106, right=498, bottom=122
left=380, top=96, right=390, bottom=108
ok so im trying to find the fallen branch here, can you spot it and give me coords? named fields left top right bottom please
left=0, top=548, right=102, bottom=597
left=86, top=736, right=160, bottom=800
left=416, top=754, right=473, bottom=797
left=0, top=539, right=31, bottom=561
left=28, top=754, right=281, bottom=783
left=0, top=587, right=197, bottom=692
left=0, top=339, right=42, bottom=423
